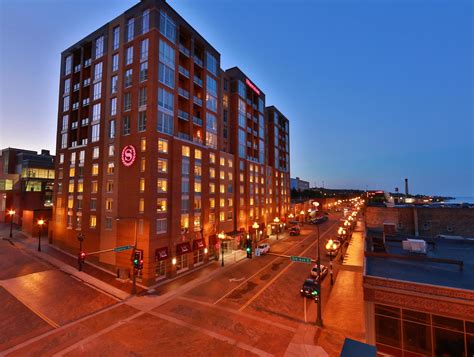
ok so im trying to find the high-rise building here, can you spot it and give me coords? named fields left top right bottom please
left=51, top=0, right=290, bottom=285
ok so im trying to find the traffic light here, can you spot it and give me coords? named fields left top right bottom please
left=78, top=251, right=86, bottom=271
left=246, top=239, right=252, bottom=259
left=132, top=249, right=144, bottom=271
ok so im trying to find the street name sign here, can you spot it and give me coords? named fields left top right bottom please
left=290, top=256, right=312, bottom=264
left=113, top=245, right=134, bottom=252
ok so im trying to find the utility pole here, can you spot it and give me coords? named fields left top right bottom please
left=316, top=223, right=323, bottom=327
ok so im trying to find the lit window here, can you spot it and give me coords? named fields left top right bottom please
left=220, top=157, right=225, bottom=166
left=220, top=198, right=225, bottom=208
left=210, top=167, right=215, bottom=179
left=219, top=212, right=225, bottom=222
left=209, top=198, right=215, bottom=208
left=195, top=181, right=201, bottom=193
left=157, top=198, right=167, bottom=213
left=91, top=181, right=98, bottom=193
left=107, top=162, right=115, bottom=174
left=157, top=178, right=167, bottom=193
left=90, top=215, right=97, bottom=228
left=92, top=164, right=99, bottom=176
left=158, top=138, right=168, bottom=153
left=140, top=158, right=146, bottom=172
left=139, top=178, right=145, bottom=192
left=209, top=153, right=216, bottom=164
left=220, top=184, right=225, bottom=194
left=210, top=183, right=215, bottom=193
left=182, top=146, right=190, bottom=157
left=139, top=198, right=145, bottom=213
left=220, top=171, right=225, bottom=180
left=157, top=159, right=168, bottom=173
left=141, top=138, right=146, bottom=152
left=106, top=198, right=113, bottom=211
left=195, top=149, right=202, bottom=160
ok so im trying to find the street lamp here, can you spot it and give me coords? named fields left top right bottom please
left=325, top=239, right=337, bottom=285
left=77, top=233, right=85, bottom=271
left=315, top=216, right=323, bottom=327
left=299, top=210, right=305, bottom=223
left=273, top=217, right=280, bottom=240
left=252, top=222, right=259, bottom=242
left=37, top=219, right=45, bottom=252
left=218, top=232, right=226, bottom=267
left=8, top=209, right=15, bottom=238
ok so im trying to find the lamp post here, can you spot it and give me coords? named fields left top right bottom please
left=37, top=219, right=45, bottom=252
left=252, top=222, right=259, bottom=243
left=325, top=239, right=337, bottom=285
left=77, top=233, right=85, bottom=271
left=8, top=209, right=15, bottom=238
left=273, top=217, right=280, bottom=240
left=218, top=232, right=225, bottom=267
left=299, top=210, right=305, bottom=223
left=315, top=220, right=323, bottom=327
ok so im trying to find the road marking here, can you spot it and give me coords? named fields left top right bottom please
left=304, top=297, right=307, bottom=323
left=229, top=277, right=245, bottom=282
left=213, top=225, right=332, bottom=305
left=238, top=222, right=336, bottom=312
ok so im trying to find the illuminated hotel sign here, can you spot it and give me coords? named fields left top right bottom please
left=245, top=78, right=260, bottom=95
left=121, top=145, right=136, bottom=167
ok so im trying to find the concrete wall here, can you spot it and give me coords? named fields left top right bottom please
left=366, top=206, right=474, bottom=237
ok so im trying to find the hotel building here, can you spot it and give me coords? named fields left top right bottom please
left=51, top=0, right=290, bottom=285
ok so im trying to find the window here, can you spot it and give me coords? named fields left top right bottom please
left=106, top=180, right=114, bottom=192
left=141, top=138, right=146, bottom=151
left=93, top=82, right=102, bottom=100
left=140, top=157, right=146, bottom=172
left=138, top=111, right=146, bottom=132
left=61, top=133, right=67, bottom=148
left=122, top=116, right=131, bottom=135
left=220, top=171, right=225, bottom=180
left=194, top=181, right=201, bottom=193
left=220, top=184, right=225, bottom=194
left=206, top=75, right=217, bottom=96
left=140, top=61, right=148, bottom=82
left=123, top=92, right=131, bottom=111
left=111, top=76, right=118, bottom=94
left=140, top=39, right=149, bottom=60
left=139, top=198, right=145, bottom=213
left=181, top=179, right=189, bottom=194
left=209, top=153, right=216, bottom=164
left=126, top=46, right=133, bottom=65
left=158, top=138, right=168, bottom=153
left=106, top=198, right=113, bottom=211
left=92, top=103, right=101, bottom=121
left=113, top=26, right=120, bottom=50
left=159, top=40, right=175, bottom=88
left=157, top=112, right=173, bottom=135
left=159, top=63, right=174, bottom=89
left=195, top=163, right=202, bottom=177
left=209, top=198, right=215, bottom=208
left=124, top=69, right=133, bottom=87
left=139, top=87, right=147, bottom=107
left=238, top=80, right=246, bottom=98
left=157, top=198, right=167, bottom=213
left=63, top=96, right=70, bottom=112
left=220, top=212, right=225, bottom=222
left=64, top=78, right=70, bottom=94
left=195, top=149, right=202, bottom=160
left=126, top=18, right=134, bottom=42
left=156, top=218, right=167, bottom=234
left=92, top=164, right=99, bottom=176
left=181, top=197, right=189, bottom=212
left=206, top=93, right=217, bottom=113
left=107, top=162, right=115, bottom=174
left=206, top=52, right=217, bottom=76
left=182, top=146, right=190, bottom=157
left=94, top=62, right=103, bottom=81
left=142, top=9, right=150, bottom=33
left=112, top=54, right=119, bottom=72
left=220, top=198, right=225, bottom=208
left=90, top=215, right=97, bottom=228
left=91, top=124, right=100, bottom=142
left=157, top=178, right=167, bottom=193
left=110, top=97, right=117, bottom=116
left=139, top=178, right=145, bottom=192
left=109, top=119, right=116, bottom=139
left=209, top=183, right=215, bottom=193
left=91, top=181, right=98, bottom=193
left=95, top=36, right=104, bottom=59
left=160, top=11, right=176, bottom=43
left=182, top=157, right=189, bottom=176
left=220, top=157, right=225, bottom=166
left=209, top=167, right=215, bottom=178
left=158, top=158, right=168, bottom=173
left=65, top=55, right=72, bottom=75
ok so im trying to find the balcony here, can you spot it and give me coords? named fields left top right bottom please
left=84, top=58, right=92, bottom=67
left=81, top=138, right=88, bottom=146
left=179, top=44, right=190, bottom=57
left=74, top=64, right=81, bottom=73
left=177, top=132, right=190, bottom=140
left=73, top=83, right=80, bottom=92
left=72, top=102, right=79, bottom=110
left=71, top=121, right=78, bottom=129
left=193, top=96, right=202, bottom=107
left=177, top=109, right=189, bottom=120
left=178, top=65, right=189, bottom=78
left=193, top=136, right=203, bottom=144
left=193, top=116, right=203, bottom=126
left=193, top=56, right=203, bottom=67
left=81, top=118, right=89, bottom=126
left=82, top=98, right=90, bottom=106
left=83, top=78, right=90, bottom=86
left=178, top=87, right=190, bottom=99
left=193, top=76, right=202, bottom=87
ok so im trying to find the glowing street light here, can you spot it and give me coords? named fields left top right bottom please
left=8, top=209, right=15, bottom=238
left=274, top=217, right=280, bottom=240
left=325, top=239, right=337, bottom=285
left=37, top=219, right=45, bottom=252
left=218, top=231, right=226, bottom=267
left=252, top=222, right=259, bottom=242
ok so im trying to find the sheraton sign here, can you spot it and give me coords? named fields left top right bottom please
left=121, top=145, right=136, bottom=167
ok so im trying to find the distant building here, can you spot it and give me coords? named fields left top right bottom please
left=291, top=177, right=310, bottom=192
left=0, top=148, right=55, bottom=230
left=364, top=229, right=474, bottom=356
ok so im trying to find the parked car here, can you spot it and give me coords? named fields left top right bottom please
left=310, top=216, right=328, bottom=225
left=310, top=264, right=328, bottom=280
left=289, top=226, right=301, bottom=236
left=300, top=278, right=319, bottom=300
left=257, top=243, right=271, bottom=254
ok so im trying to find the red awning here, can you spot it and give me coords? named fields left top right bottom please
left=176, top=242, right=191, bottom=256
left=193, top=239, right=206, bottom=250
left=155, top=247, right=168, bottom=261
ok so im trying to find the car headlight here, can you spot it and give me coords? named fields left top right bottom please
left=300, top=289, right=303, bottom=292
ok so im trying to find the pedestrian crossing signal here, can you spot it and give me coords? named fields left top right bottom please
left=246, top=239, right=252, bottom=259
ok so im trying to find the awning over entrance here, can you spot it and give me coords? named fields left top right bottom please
left=155, top=247, right=168, bottom=261
left=193, top=239, right=206, bottom=250
left=176, top=242, right=191, bottom=255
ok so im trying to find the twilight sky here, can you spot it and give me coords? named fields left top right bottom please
left=0, top=0, right=472, bottom=197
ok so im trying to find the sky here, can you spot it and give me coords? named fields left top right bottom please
left=0, top=0, right=472, bottom=197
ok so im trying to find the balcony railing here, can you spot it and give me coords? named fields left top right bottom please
left=193, top=116, right=203, bottom=126
left=71, top=122, right=78, bottom=129
left=83, top=78, right=90, bottom=86
left=193, top=76, right=202, bottom=87
left=178, top=87, right=190, bottom=99
left=177, top=132, right=190, bottom=140
left=193, top=56, right=203, bottom=67
left=179, top=44, right=190, bottom=57
left=82, top=98, right=90, bottom=106
left=81, top=118, right=89, bottom=126
left=84, top=59, right=92, bottom=67
left=73, top=83, right=80, bottom=92
left=178, top=65, right=189, bottom=78
left=193, top=96, right=202, bottom=106
left=72, top=102, right=79, bottom=110
left=193, top=136, right=203, bottom=144
left=177, top=109, right=189, bottom=120
left=74, top=64, right=81, bottom=73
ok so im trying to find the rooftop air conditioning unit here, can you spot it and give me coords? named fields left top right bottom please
left=402, top=239, right=427, bottom=254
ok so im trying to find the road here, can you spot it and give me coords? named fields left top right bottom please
left=0, top=212, right=350, bottom=356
